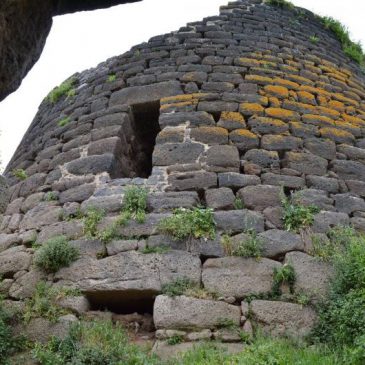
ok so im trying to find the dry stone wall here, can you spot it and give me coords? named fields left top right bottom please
left=1, top=0, right=365, bottom=354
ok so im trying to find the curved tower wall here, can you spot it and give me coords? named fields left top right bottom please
left=1, top=0, right=365, bottom=346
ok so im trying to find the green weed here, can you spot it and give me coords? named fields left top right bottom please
left=122, top=186, right=148, bottom=223
left=47, top=78, right=76, bottom=104
left=309, top=35, right=319, bottom=44
left=107, top=74, right=117, bottom=82
left=142, top=245, right=170, bottom=254
left=12, top=168, right=27, bottom=181
left=265, top=0, right=294, bottom=10
left=272, top=263, right=296, bottom=296
left=167, top=335, right=184, bottom=346
left=83, top=208, right=105, bottom=238
left=158, top=207, right=216, bottom=241
left=57, top=117, right=70, bottom=127
left=34, top=236, right=79, bottom=273
left=282, top=195, right=319, bottom=232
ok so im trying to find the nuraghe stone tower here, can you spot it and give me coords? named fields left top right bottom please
left=1, top=0, right=365, bottom=357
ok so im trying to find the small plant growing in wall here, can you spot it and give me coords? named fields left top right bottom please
left=158, top=207, right=216, bottom=241
left=309, top=35, right=319, bottom=44
left=281, top=195, right=319, bottom=232
left=43, top=192, right=58, bottom=202
left=122, top=186, right=148, bottom=223
left=221, top=231, right=263, bottom=258
left=265, top=0, right=294, bottom=10
left=107, top=73, right=117, bottom=82
left=272, top=263, right=296, bottom=296
left=57, top=117, right=71, bottom=127
left=34, top=236, right=79, bottom=273
left=12, top=168, right=27, bottom=181
left=47, top=77, right=77, bottom=104
left=83, top=208, right=105, bottom=238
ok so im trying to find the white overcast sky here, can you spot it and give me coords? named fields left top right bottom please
left=0, top=0, right=364, bottom=169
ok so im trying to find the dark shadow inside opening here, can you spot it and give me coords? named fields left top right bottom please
left=131, top=101, right=161, bottom=178
left=86, top=290, right=156, bottom=315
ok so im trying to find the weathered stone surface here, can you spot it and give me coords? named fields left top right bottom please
left=205, top=188, right=235, bottom=210
left=110, top=81, right=183, bottom=106
left=205, top=145, right=240, bottom=173
left=285, top=251, right=334, bottom=301
left=106, top=240, right=139, bottom=255
left=313, top=211, right=350, bottom=233
left=148, top=192, right=199, bottom=212
left=0, top=246, right=32, bottom=277
left=59, top=184, right=96, bottom=204
left=20, top=203, right=62, bottom=230
left=238, top=185, right=282, bottom=211
left=218, top=172, right=260, bottom=189
left=168, top=171, right=217, bottom=191
left=284, top=152, right=328, bottom=175
left=57, top=296, right=90, bottom=315
left=261, top=173, right=305, bottom=189
left=202, top=257, right=281, bottom=298
left=55, top=251, right=201, bottom=296
left=306, top=175, right=339, bottom=193
left=0, top=177, right=8, bottom=214
left=331, top=160, right=365, bottom=181
left=0, top=233, right=20, bottom=253
left=153, top=143, right=204, bottom=166
left=304, top=138, right=336, bottom=160
left=23, top=315, right=78, bottom=343
left=244, top=149, right=280, bottom=168
left=259, top=229, right=304, bottom=259
left=334, top=193, right=365, bottom=214
left=250, top=300, right=317, bottom=338
left=37, top=220, right=84, bottom=243
left=9, top=269, right=46, bottom=299
left=153, top=295, right=241, bottom=330
left=214, top=210, right=265, bottom=233
left=294, top=189, right=334, bottom=211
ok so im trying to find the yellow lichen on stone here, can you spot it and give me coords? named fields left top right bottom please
left=265, top=107, right=298, bottom=121
left=286, top=74, right=314, bottom=85
left=302, top=114, right=336, bottom=127
left=160, top=93, right=209, bottom=104
left=264, top=85, right=289, bottom=98
left=332, top=93, right=359, bottom=107
left=272, top=78, right=299, bottom=90
left=317, top=106, right=341, bottom=118
left=328, top=100, right=345, bottom=112
left=245, top=74, right=273, bottom=84
left=320, top=127, right=354, bottom=141
left=297, top=91, right=315, bottom=104
left=236, top=57, right=261, bottom=67
left=269, top=97, right=281, bottom=108
left=230, top=129, right=257, bottom=138
left=298, top=85, right=330, bottom=97
left=240, top=103, right=265, bottom=115
left=342, top=114, right=365, bottom=127
left=220, top=112, right=245, bottom=123
left=160, top=100, right=197, bottom=111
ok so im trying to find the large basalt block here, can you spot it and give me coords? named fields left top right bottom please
left=284, top=152, right=328, bottom=175
left=153, top=295, right=241, bottom=330
left=147, top=192, right=199, bottom=212
left=20, top=202, right=62, bottom=230
left=55, top=250, right=201, bottom=295
left=168, top=171, right=217, bottom=191
left=237, top=185, right=282, bottom=211
left=202, top=257, right=281, bottom=298
left=0, top=246, right=32, bottom=277
left=109, top=81, right=183, bottom=106
left=285, top=251, right=334, bottom=301
left=214, top=210, right=265, bottom=233
left=250, top=300, right=317, bottom=338
left=153, top=143, right=204, bottom=166
left=0, top=177, right=9, bottom=214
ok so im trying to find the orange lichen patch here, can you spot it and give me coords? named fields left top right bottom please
left=335, top=122, right=362, bottom=137
left=265, top=107, right=299, bottom=121
left=289, top=90, right=297, bottom=99
left=258, top=96, right=269, bottom=106
left=283, top=100, right=317, bottom=114
left=240, top=103, right=265, bottom=116
left=346, top=106, right=357, bottom=115
left=286, top=74, right=314, bottom=85
left=235, top=57, right=262, bottom=67
left=269, top=97, right=281, bottom=108
left=328, top=100, right=345, bottom=112
left=331, top=93, right=359, bottom=107
left=272, top=78, right=299, bottom=90
left=302, top=114, right=336, bottom=127
left=160, top=100, right=198, bottom=111
left=279, top=64, right=298, bottom=73
left=317, top=96, right=328, bottom=106
left=317, top=106, right=341, bottom=119
left=298, top=85, right=330, bottom=97
left=304, top=64, right=321, bottom=74
left=326, top=72, right=348, bottom=83
left=245, top=74, right=273, bottom=85
left=264, top=85, right=289, bottom=98
left=342, top=114, right=365, bottom=127
left=230, top=129, right=258, bottom=138
left=297, top=91, right=316, bottom=105
left=192, top=126, right=229, bottom=137
left=160, top=93, right=209, bottom=104
left=320, top=127, right=355, bottom=143
left=220, top=111, right=245, bottom=123
left=339, top=67, right=352, bottom=77
left=286, top=60, right=301, bottom=68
